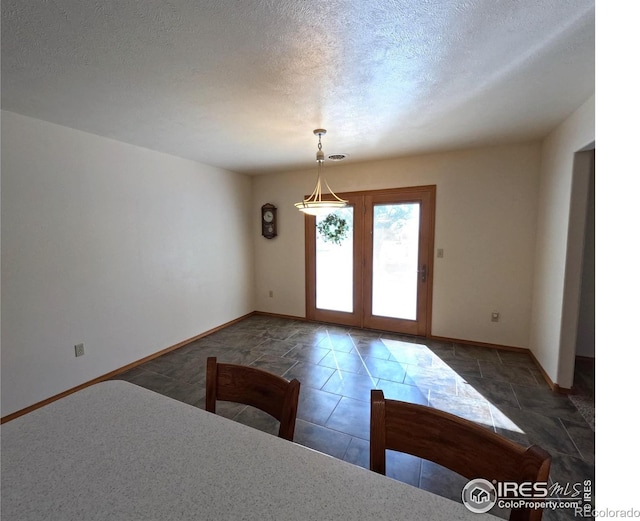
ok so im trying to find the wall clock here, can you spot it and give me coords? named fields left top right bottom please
left=261, top=203, right=277, bottom=239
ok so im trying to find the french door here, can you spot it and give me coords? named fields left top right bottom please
left=305, top=186, right=435, bottom=336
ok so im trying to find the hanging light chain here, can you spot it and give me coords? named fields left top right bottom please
left=316, top=131, right=324, bottom=163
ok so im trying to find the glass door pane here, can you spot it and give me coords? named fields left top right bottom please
left=371, top=203, right=420, bottom=320
left=315, top=207, right=354, bottom=313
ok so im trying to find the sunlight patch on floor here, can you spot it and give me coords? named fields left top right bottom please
left=381, top=338, right=524, bottom=435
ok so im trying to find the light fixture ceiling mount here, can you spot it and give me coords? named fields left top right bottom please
left=295, top=129, right=348, bottom=215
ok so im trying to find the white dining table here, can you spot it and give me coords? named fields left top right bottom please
left=1, top=380, right=500, bottom=520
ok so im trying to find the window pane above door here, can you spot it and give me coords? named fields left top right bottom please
left=315, top=207, right=354, bottom=313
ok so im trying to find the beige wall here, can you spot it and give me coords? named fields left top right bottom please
left=253, top=143, right=541, bottom=348
left=1, top=111, right=255, bottom=416
left=529, top=95, right=595, bottom=388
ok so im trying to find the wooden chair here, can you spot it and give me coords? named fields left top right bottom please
left=206, top=357, right=301, bottom=441
left=370, top=389, right=551, bottom=521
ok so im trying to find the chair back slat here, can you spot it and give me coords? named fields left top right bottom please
left=206, top=357, right=300, bottom=441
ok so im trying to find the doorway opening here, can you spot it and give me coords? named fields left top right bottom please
left=568, top=148, right=594, bottom=428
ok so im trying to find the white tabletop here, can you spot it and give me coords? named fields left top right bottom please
left=1, top=381, right=499, bottom=520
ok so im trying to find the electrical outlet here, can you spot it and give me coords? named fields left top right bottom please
left=74, top=343, right=85, bottom=357
left=268, top=290, right=273, bottom=298
left=437, top=248, right=444, bottom=258
left=491, top=312, right=500, bottom=322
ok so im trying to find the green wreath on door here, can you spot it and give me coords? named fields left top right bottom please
left=316, top=213, right=349, bottom=246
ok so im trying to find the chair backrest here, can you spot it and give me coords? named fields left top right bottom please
left=206, top=357, right=300, bottom=441
left=370, top=389, right=551, bottom=521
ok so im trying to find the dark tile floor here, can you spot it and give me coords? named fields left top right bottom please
left=112, top=314, right=595, bottom=520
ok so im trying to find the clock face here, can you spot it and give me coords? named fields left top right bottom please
left=264, top=210, right=274, bottom=223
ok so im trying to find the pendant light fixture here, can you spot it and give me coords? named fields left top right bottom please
left=295, top=129, right=348, bottom=215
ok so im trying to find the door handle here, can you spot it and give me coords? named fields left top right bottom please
left=417, top=264, right=427, bottom=282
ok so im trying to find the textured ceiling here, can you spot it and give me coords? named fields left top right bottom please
left=1, top=0, right=595, bottom=175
